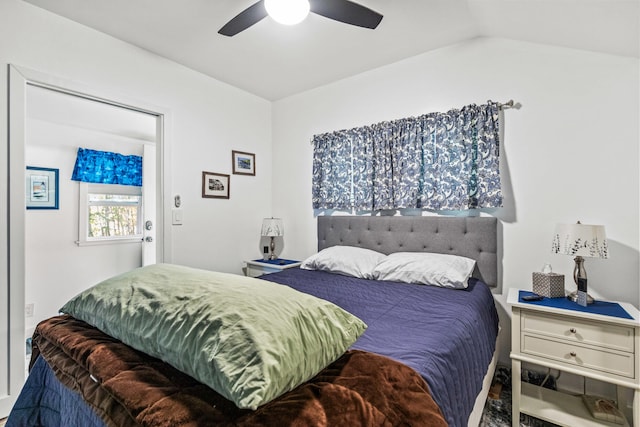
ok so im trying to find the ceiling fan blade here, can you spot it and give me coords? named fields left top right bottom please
left=310, top=0, right=383, bottom=29
left=218, top=1, right=268, bottom=36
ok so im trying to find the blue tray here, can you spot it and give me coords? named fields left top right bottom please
left=519, top=290, right=633, bottom=320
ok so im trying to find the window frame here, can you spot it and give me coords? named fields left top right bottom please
left=77, top=183, right=143, bottom=246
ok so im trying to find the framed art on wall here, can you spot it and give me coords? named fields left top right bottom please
left=232, top=150, right=255, bottom=176
left=202, top=171, right=230, bottom=199
left=26, top=166, right=59, bottom=210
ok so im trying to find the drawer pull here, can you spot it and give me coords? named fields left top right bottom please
left=569, top=328, right=577, bottom=333
left=570, top=351, right=577, bottom=357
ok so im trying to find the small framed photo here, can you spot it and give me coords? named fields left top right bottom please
left=26, top=166, right=59, bottom=210
left=232, top=150, right=255, bottom=176
left=202, top=171, right=230, bottom=199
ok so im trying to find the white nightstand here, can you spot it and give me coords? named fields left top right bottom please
left=508, top=288, right=639, bottom=427
left=244, top=259, right=302, bottom=278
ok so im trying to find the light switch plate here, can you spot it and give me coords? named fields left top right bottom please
left=172, top=209, right=183, bottom=225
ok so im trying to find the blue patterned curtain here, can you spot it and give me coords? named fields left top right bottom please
left=312, top=101, right=502, bottom=211
left=71, top=148, right=143, bottom=186
left=311, top=132, right=353, bottom=209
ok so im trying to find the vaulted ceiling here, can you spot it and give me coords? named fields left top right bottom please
left=23, top=0, right=640, bottom=100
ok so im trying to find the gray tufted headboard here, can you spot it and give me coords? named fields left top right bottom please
left=318, top=216, right=498, bottom=287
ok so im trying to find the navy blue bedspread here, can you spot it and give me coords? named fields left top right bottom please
left=9, top=269, right=498, bottom=427
left=7, top=356, right=105, bottom=427
left=262, top=269, right=499, bottom=427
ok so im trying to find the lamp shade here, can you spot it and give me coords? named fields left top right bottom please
left=552, top=222, right=608, bottom=259
left=261, top=218, right=284, bottom=237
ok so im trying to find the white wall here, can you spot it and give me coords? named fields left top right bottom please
left=1, top=0, right=273, bottom=327
left=271, top=38, right=640, bottom=365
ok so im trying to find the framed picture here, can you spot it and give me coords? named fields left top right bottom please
left=232, top=150, right=256, bottom=176
left=26, top=166, right=59, bottom=210
left=202, top=171, right=230, bottom=199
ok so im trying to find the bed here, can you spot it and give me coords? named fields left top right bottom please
left=7, top=215, right=499, bottom=427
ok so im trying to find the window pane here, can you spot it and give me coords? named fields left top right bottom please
left=88, top=204, right=140, bottom=238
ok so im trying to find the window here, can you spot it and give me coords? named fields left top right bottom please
left=311, top=101, right=502, bottom=211
left=78, top=183, right=142, bottom=245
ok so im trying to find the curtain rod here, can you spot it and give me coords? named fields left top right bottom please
left=312, top=100, right=517, bottom=143
left=497, top=99, right=516, bottom=110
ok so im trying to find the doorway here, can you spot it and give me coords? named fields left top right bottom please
left=24, top=82, right=158, bottom=333
left=0, top=65, right=171, bottom=417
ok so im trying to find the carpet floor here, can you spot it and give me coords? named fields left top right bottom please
left=480, top=365, right=560, bottom=427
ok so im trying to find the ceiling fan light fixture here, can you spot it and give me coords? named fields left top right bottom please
left=264, top=0, right=310, bottom=26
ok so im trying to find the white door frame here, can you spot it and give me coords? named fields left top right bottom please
left=142, top=143, right=157, bottom=265
left=0, top=64, right=25, bottom=416
left=1, top=64, right=172, bottom=416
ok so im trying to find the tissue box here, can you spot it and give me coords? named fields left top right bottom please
left=532, top=272, right=565, bottom=298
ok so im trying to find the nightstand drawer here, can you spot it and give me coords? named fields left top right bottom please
left=522, top=334, right=635, bottom=378
left=522, top=311, right=634, bottom=352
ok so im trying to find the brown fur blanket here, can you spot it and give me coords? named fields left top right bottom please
left=32, top=315, right=447, bottom=426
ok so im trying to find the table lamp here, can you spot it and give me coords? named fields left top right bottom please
left=261, top=218, right=284, bottom=260
left=551, top=221, right=608, bottom=304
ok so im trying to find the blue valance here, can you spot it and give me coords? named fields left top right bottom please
left=312, top=101, right=502, bottom=211
left=71, top=148, right=142, bottom=186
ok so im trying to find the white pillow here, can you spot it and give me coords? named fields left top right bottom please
left=301, top=246, right=387, bottom=279
left=372, top=252, right=476, bottom=289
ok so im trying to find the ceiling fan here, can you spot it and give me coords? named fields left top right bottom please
left=218, top=0, right=383, bottom=37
